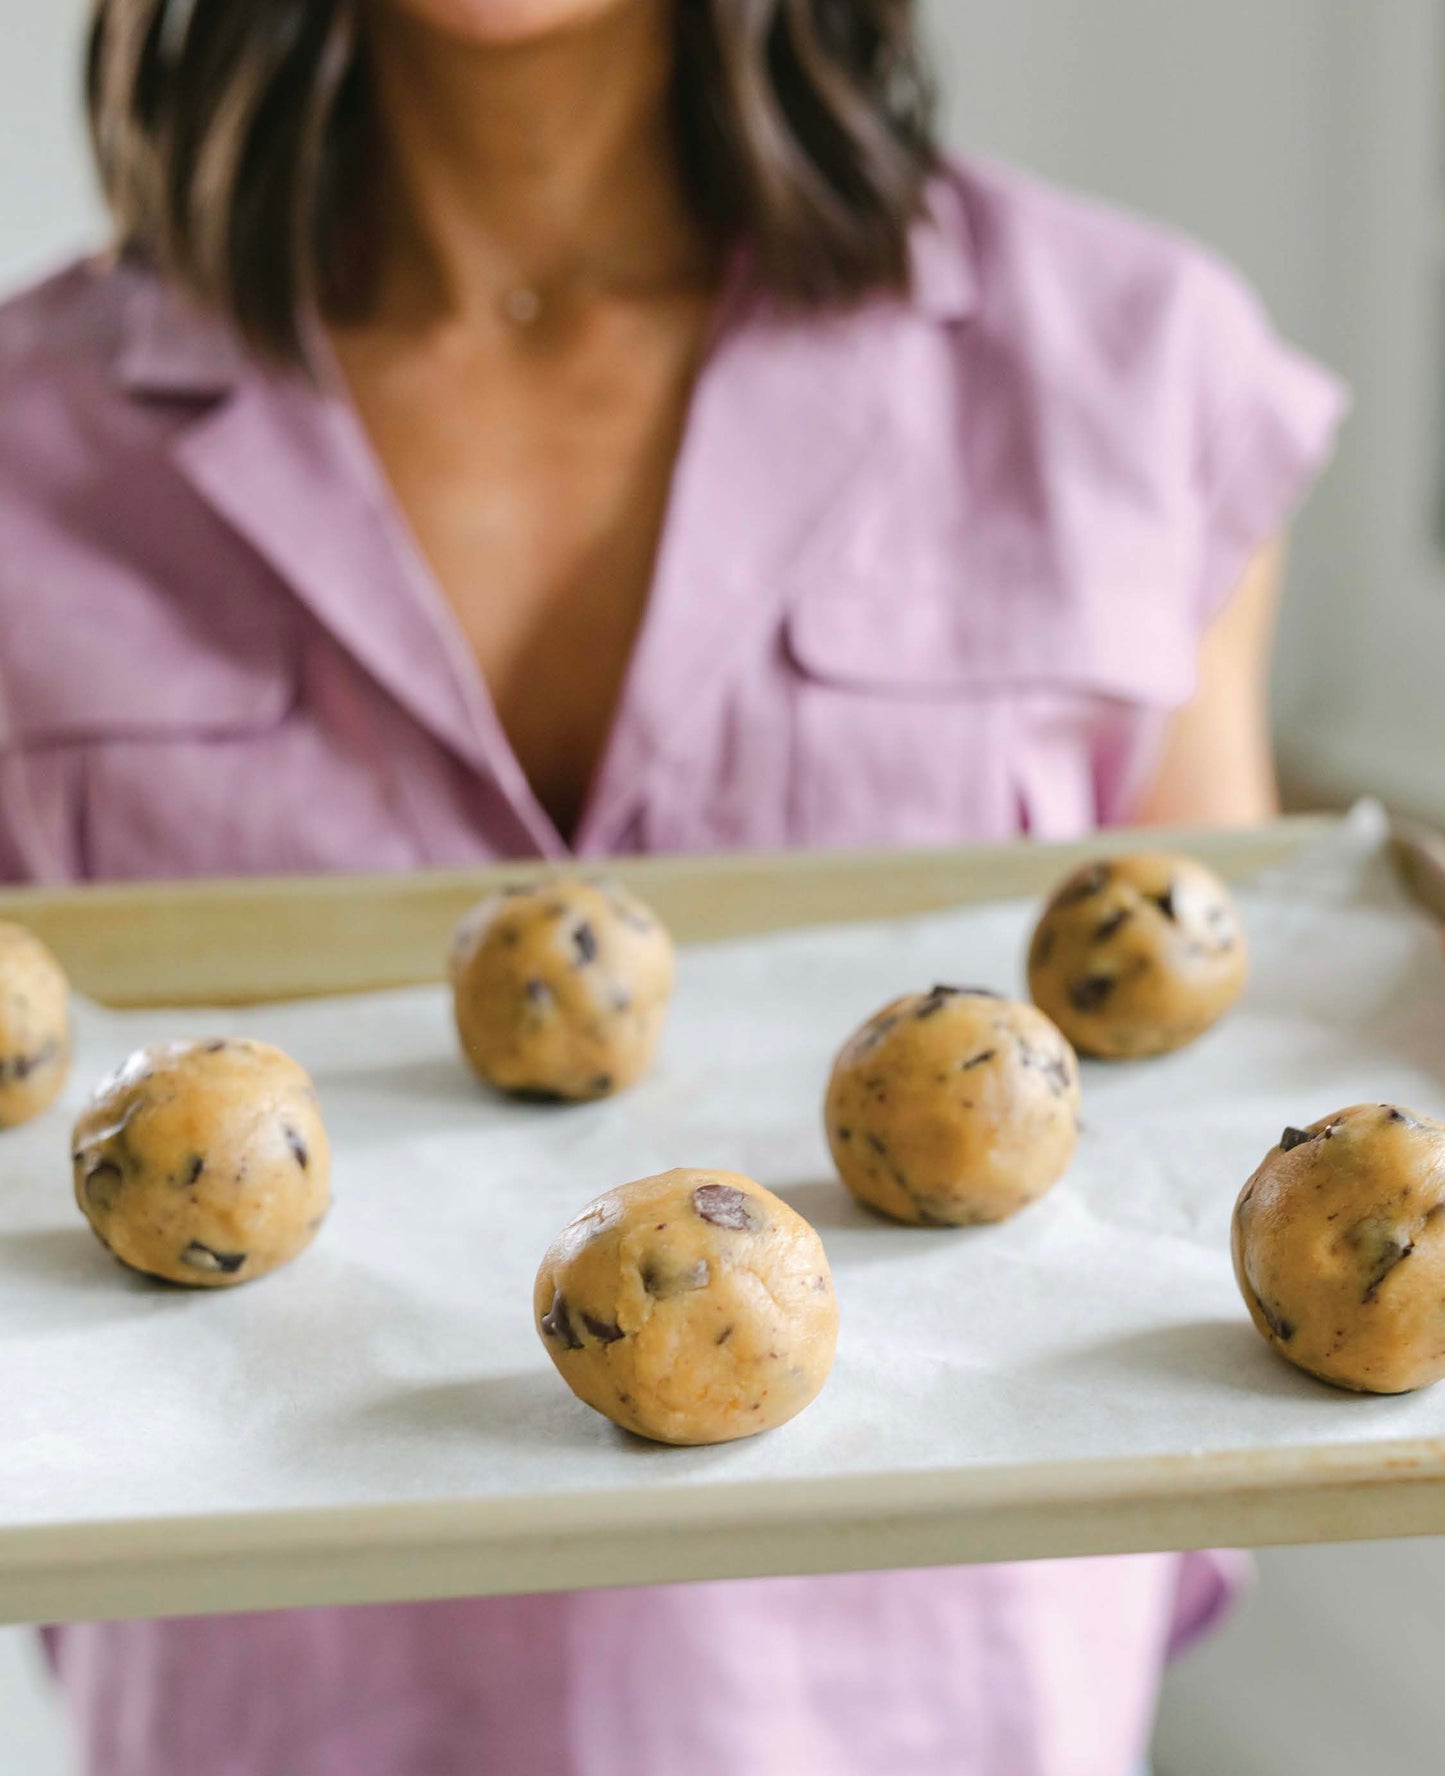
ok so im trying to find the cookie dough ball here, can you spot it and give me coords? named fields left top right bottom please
left=825, top=985, right=1080, bottom=1226
left=452, top=878, right=674, bottom=1102
left=534, top=1168, right=838, bottom=1445
left=1233, top=1105, right=1445, bottom=1394
left=1028, top=853, right=1246, bottom=1059
left=0, top=923, right=70, bottom=1129
left=73, top=1038, right=331, bottom=1288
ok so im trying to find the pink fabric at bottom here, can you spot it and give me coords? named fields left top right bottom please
left=50, top=1558, right=1188, bottom=1776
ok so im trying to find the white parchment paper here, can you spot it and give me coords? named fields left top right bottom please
left=3, top=804, right=1445, bottom=1532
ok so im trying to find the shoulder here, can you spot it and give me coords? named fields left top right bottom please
left=937, top=153, right=1297, bottom=411
left=0, top=254, right=227, bottom=559
left=0, top=254, right=151, bottom=521
left=0, top=256, right=150, bottom=605
left=0, top=258, right=273, bottom=754
left=928, top=155, right=1346, bottom=607
left=0, top=254, right=130, bottom=393
left=947, top=150, right=1232, bottom=292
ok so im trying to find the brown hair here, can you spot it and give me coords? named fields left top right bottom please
left=87, top=1, right=939, bottom=366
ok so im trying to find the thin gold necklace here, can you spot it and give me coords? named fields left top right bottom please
left=499, top=287, right=545, bottom=327
left=494, top=251, right=717, bottom=331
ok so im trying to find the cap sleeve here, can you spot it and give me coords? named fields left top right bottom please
left=1188, top=254, right=1349, bottom=626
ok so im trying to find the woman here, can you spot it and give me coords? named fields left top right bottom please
left=0, top=1, right=1344, bottom=1771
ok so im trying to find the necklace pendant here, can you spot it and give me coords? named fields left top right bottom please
left=501, top=287, right=543, bottom=327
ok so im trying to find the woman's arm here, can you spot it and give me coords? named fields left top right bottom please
left=1132, top=540, right=1286, bottom=828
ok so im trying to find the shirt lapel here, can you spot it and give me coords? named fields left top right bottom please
left=578, top=177, right=982, bottom=854
left=114, top=278, right=562, bottom=855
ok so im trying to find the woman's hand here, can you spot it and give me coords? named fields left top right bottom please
left=1133, top=539, right=1286, bottom=828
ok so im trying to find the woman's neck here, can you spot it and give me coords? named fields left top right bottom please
left=363, top=1, right=711, bottom=328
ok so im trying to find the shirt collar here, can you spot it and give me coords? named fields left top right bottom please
left=111, top=165, right=980, bottom=400
left=111, top=266, right=255, bottom=398
left=907, top=164, right=982, bottom=324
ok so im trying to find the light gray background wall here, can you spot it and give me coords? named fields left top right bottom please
left=0, top=5, right=105, bottom=287
left=3, top=5, right=1444, bottom=1774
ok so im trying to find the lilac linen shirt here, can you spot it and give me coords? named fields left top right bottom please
left=0, top=158, right=1343, bottom=1776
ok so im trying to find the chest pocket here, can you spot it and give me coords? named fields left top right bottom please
left=782, top=573, right=1198, bottom=850
left=0, top=553, right=315, bottom=881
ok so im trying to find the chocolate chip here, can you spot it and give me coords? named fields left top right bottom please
left=916, top=984, right=999, bottom=1016
left=83, top=1161, right=124, bottom=1212
left=1151, top=885, right=1178, bottom=922
left=284, top=1126, right=309, bottom=1170
left=1094, top=908, right=1132, bottom=941
left=525, top=978, right=552, bottom=1006
left=201, top=1040, right=231, bottom=1054
left=511, top=1085, right=568, bottom=1105
left=181, top=1242, right=246, bottom=1276
left=856, top=1013, right=901, bottom=1053
left=641, top=1256, right=710, bottom=1297
left=179, top=1154, right=204, bottom=1187
left=1068, top=974, right=1115, bottom=1013
left=589, top=1074, right=614, bottom=1095
left=1362, top=1237, right=1415, bottom=1303
left=572, top=922, right=598, bottom=965
left=1279, top=1127, right=1315, bottom=1152
left=866, top=1133, right=888, bottom=1157
left=889, top=1167, right=919, bottom=1198
left=1384, top=1107, right=1422, bottom=1128
left=1053, top=862, right=1111, bottom=907
left=692, top=1183, right=762, bottom=1232
left=581, top=1312, right=625, bottom=1344
left=1017, top=1036, right=1072, bottom=1096
left=540, top=1289, right=582, bottom=1349
left=0, top=1038, right=60, bottom=1083
left=715, top=1324, right=734, bottom=1345
left=836, top=1126, right=853, bottom=1142
left=960, top=1048, right=997, bottom=1070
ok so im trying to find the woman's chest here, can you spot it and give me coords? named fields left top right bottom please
left=3, top=300, right=1197, bottom=883
left=329, top=303, right=708, bottom=839
left=2, top=520, right=1163, bottom=886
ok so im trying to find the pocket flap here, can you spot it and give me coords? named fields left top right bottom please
left=784, top=573, right=1198, bottom=707
left=0, top=554, right=297, bottom=749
